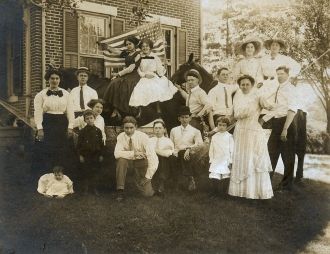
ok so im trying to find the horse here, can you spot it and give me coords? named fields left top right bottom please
left=53, top=53, right=216, bottom=132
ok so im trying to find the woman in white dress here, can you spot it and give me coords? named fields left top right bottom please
left=228, top=75, right=273, bottom=199
left=129, top=38, right=177, bottom=113
left=233, top=38, right=263, bottom=85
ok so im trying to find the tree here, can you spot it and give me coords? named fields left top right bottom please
left=295, top=0, right=330, bottom=134
left=129, top=0, right=152, bottom=26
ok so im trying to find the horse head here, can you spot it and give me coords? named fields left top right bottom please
left=171, top=53, right=217, bottom=93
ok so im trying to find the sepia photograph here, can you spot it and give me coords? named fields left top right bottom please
left=0, top=0, right=329, bottom=253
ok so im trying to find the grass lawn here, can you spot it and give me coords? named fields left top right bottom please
left=0, top=150, right=330, bottom=254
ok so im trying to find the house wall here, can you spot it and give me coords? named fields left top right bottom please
left=14, top=0, right=201, bottom=115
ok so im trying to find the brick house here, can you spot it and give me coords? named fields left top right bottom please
left=0, top=0, right=201, bottom=124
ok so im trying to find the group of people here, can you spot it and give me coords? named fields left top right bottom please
left=35, top=35, right=306, bottom=201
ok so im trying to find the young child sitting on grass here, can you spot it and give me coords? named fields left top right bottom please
left=209, top=116, right=234, bottom=195
left=37, top=165, right=74, bottom=198
left=77, top=109, right=105, bottom=195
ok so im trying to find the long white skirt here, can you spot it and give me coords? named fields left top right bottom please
left=129, top=76, right=178, bottom=107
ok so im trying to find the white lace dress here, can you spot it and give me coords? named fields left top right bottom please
left=228, top=89, right=273, bottom=199
left=129, top=52, right=177, bottom=106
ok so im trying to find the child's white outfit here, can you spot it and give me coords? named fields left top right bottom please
left=209, top=131, right=234, bottom=180
left=129, top=52, right=177, bottom=106
left=37, top=173, right=74, bottom=197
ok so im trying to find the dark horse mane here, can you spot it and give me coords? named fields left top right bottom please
left=171, top=53, right=217, bottom=93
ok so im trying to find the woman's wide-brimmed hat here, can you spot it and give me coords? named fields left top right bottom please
left=184, top=69, right=203, bottom=85
left=178, top=106, right=192, bottom=116
left=237, top=74, right=255, bottom=86
left=239, top=37, right=262, bottom=56
left=75, top=67, right=90, bottom=76
left=264, top=38, right=286, bottom=50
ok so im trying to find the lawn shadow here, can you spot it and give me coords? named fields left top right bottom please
left=0, top=150, right=330, bottom=253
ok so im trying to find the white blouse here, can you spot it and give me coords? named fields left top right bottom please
left=233, top=57, right=263, bottom=84
left=138, top=52, right=166, bottom=78
left=34, top=88, right=74, bottom=130
left=73, top=114, right=106, bottom=143
left=148, top=136, right=174, bottom=157
left=260, top=53, right=301, bottom=78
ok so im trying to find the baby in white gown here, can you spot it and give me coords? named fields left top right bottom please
left=37, top=166, right=74, bottom=198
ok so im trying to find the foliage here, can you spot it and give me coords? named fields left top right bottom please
left=129, top=0, right=152, bottom=26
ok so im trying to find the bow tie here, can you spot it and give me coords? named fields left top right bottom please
left=141, top=56, right=155, bottom=59
left=47, top=90, right=63, bottom=97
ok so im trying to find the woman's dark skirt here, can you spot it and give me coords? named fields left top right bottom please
left=42, top=113, right=69, bottom=169
left=103, top=70, right=140, bottom=115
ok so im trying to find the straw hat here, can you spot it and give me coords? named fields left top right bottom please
left=184, top=69, right=203, bottom=85
left=75, top=67, right=90, bottom=76
left=240, top=37, right=262, bottom=56
left=264, top=38, right=286, bottom=50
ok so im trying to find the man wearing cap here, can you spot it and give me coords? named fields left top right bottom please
left=175, top=69, right=212, bottom=133
left=170, top=106, right=203, bottom=191
left=260, top=38, right=301, bottom=82
left=69, top=67, right=98, bottom=118
left=208, top=67, right=239, bottom=129
left=266, top=66, right=298, bottom=191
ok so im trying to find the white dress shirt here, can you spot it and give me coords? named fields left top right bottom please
left=148, top=136, right=174, bottom=157
left=73, top=114, right=106, bottom=143
left=114, top=130, right=159, bottom=179
left=208, top=82, right=239, bottom=116
left=170, top=124, right=203, bottom=155
left=34, top=88, right=74, bottom=130
left=37, top=173, right=74, bottom=197
left=69, top=84, right=98, bottom=112
left=260, top=53, right=301, bottom=79
left=186, top=85, right=211, bottom=116
left=263, top=80, right=298, bottom=121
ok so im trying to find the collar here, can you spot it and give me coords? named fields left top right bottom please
left=190, top=85, right=200, bottom=93
left=180, top=124, right=191, bottom=131
left=124, top=132, right=136, bottom=139
left=217, top=81, right=229, bottom=87
left=279, top=80, right=291, bottom=87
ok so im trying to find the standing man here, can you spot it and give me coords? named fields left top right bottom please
left=170, top=106, right=203, bottom=191
left=208, top=67, right=239, bottom=129
left=175, top=69, right=212, bottom=133
left=267, top=66, right=298, bottom=191
left=70, top=67, right=98, bottom=118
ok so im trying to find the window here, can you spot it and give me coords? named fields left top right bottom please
left=64, top=11, right=109, bottom=77
left=161, top=26, right=187, bottom=77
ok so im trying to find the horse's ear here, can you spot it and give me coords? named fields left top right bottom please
left=188, top=53, right=194, bottom=63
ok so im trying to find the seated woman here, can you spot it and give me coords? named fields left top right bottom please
left=73, top=99, right=106, bottom=143
left=233, top=37, right=263, bottom=85
left=129, top=38, right=177, bottom=115
left=37, top=166, right=74, bottom=198
left=148, top=119, right=175, bottom=195
left=102, top=36, right=141, bottom=117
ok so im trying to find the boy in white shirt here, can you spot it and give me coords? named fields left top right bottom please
left=170, top=106, right=203, bottom=191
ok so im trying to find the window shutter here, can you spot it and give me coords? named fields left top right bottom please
left=64, top=11, right=78, bottom=67
left=176, top=28, right=187, bottom=66
left=111, top=17, right=125, bottom=36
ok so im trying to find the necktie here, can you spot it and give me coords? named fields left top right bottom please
left=223, top=86, right=229, bottom=108
left=274, top=85, right=280, bottom=103
left=129, top=137, right=133, bottom=151
left=186, top=92, right=191, bottom=106
left=80, top=86, right=85, bottom=110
